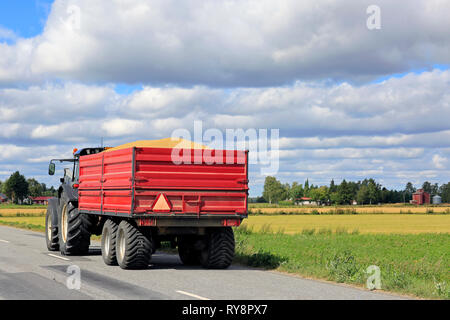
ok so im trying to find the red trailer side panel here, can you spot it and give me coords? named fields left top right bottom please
left=78, top=147, right=248, bottom=217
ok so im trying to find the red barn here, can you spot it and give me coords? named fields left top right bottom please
left=412, top=189, right=430, bottom=205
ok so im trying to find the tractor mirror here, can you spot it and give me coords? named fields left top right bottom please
left=48, top=163, right=56, bottom=176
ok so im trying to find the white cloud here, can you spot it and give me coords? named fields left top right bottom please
left=0, top=0, right=450, bottom=85
left=432, top=154, right=447, bottom=169
left=0, top=26, right=17, bottom=41
left=1, top=1, right=449, bottom=194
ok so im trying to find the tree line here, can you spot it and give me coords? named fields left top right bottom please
left=0, top=171, right=57, bottom=204
left=259, top=176, right=450, bottom=205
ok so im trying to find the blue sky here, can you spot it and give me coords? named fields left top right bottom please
left=0, top=1, right=53, bottom=39
left=0, top=0, right=449, bottom=196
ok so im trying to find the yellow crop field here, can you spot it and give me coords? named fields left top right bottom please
left=249, top=206, right=450, bottom=215
left=242, top=214, right=450, bottom=234
left=0, top=208, right=46, bottom=216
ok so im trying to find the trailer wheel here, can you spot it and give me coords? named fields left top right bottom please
left=101, top=219, right=119, bottom=266
left=45, top=205, right=59, bottom=251
left=116, top=220, right=152, bottom=269
left=178, top=237, right=200, bottom=265
left=200, top=227, right=235, bottom=269
left=58, top=193, right=91, bottom=255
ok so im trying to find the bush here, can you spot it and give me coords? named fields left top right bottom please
left=247, top=251, right=287, bottom=269
left=326, top=250, right=361, bottom=283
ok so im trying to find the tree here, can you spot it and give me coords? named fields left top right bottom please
left=27, top=178, right=44, bottom=197
left=439, top=183, right=450, bottom=203
left=329, top=179, right=337, bottom=193
left=404, top=182, right=416, bottom=201
left=356, top=185, right=369, bottom=205
left=262, top=176, right=287, bottom=204
left=3, top=171, right=29, bottom=204
left=330, top=192, right=342, bottom=205
left=289, top=182, right=304, bottom=200
left=303, top=179, right=310, bottom=197
left=337, top=180, right=353, bottom=205
left=311, top=186, right=329, bottom=203
left=430, top=183, right=439, bottom=196
left=422, top=181, right=432, bottom=194
left=367, top=178, right=380, bottom=204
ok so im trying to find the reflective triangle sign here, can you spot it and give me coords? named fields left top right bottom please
left=152, top=193, right=171, bottom=212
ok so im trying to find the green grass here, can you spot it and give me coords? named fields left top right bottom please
left=0, top=204, right=47, bottom=209
left=234, top=225, right=450, bottom=299
left=0, top=220, right=45, bottom=232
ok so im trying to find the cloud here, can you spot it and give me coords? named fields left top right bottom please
left=0, top=68, right=449, bottom=193
left=1, top=1, right=449, bottom=194
left=432, top=154, right=447, bottom=169
left=0, top=26, right=17, bottom=41
left=0, top=0, right=450, bottom=86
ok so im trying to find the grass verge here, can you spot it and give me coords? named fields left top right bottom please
left=0, top=220, right=45, bottom=232
left=234, top=225, right=449, bottom=299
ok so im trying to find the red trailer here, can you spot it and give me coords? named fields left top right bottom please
left=46, top=144, right=248, bottom=269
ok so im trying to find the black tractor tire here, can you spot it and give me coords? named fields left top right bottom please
left=45, top=204, right=59, bottom=251
left=199, top=227, right=235, bottom=269
left=116, top=220, right=152, bottom=269
left=58, top=193, right=92, bottom=255
left=101, top=219, right=119, bottom=266
left=178, top=236, right=201, bottom=265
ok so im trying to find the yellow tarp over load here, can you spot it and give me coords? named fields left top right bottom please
left=104, top=138, right=209, bottom=152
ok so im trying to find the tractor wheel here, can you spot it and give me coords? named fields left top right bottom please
left=199, top=227, right=235, bottom=269
left=45, top=204, right=59, bottom=251
left=178, top=236, right=201, bottom=265
left=116, top=220, right=152, bottom=269
left=101, top=219, right=119, bottom=266
left=58, top=193, right=92, bottom=255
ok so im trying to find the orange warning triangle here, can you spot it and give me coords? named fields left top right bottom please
left=152, top=194, right=171, bottom=212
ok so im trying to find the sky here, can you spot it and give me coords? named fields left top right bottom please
left=0, top=0, right=449, bottom=197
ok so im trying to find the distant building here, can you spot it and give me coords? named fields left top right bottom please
left=412, top=189, right=430, bottom=205
left=295, top=197, right=318, bottom=206
left=30, top=196, right=52, bottom=205
left=0, top=193, right=7, bottom=203
left=432, top=195, right=442, bottom=205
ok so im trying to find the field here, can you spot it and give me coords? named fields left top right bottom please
left=249, top=205, right=450, bottom=215
left=242, top=214, right=450, bottom=234
left=0, top=204, right=449, bottom=299
left=0, top=208, right=46, bottom=217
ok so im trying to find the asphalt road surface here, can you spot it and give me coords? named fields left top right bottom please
left=0, top=225, right=406, bottom=300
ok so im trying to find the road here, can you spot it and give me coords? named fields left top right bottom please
left=0, top=225, right=405, bottom=300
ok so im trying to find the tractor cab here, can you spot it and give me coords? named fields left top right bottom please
left=48, top=147, right=107, bottom=182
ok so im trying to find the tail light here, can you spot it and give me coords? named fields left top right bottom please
left=222, top=219, right=241, bottom=227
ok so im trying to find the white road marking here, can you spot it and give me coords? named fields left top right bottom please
left=176, top=290, right=210, bottom=300
left=0, top=239, right=10, bottom=243
left=48, top=254, right=70, bottom=261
